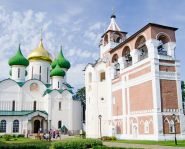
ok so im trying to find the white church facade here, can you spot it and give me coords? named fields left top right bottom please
left=0, top=37, right=82, bottom=135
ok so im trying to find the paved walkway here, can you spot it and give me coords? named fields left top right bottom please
left=103, top=142, right=185, bottom=149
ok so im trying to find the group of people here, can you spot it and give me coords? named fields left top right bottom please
left=37, top=129, right=62, bottom=141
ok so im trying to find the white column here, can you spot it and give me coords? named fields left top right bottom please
left=130, top=49, right=139, bottom=64
left=145, top=39, right=160, bottom=59
left=166, top=42, right=176, bottom=59
left=118, top=57, right=124, bottom=70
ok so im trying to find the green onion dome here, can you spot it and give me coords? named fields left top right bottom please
left=51, top=58, right=57, bottom=69
left=50, top=63, right=65, bottom=77
left=57, top=46, right=71, bottom=69
left=8, top=44, right=29, bottom=67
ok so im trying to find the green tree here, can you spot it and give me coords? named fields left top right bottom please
left=182, top=81, right=185, bottom=102
left=73, top=87, right=86, bottom=122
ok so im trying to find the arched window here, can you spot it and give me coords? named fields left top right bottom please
left=112, top=54, right=120, bottom=78
left=122, top=46, right=132, bottom=68
left=33, top=101, right=36, bottom=111
left=169, top=120, right=175, bottom=133
left=157, top=34, right=169, bottom=55
left=12, top=100, right=15, bottom=111
left=104, top=34, right=108, bottom=46
left=135, top=36, right=148, bottom=61
left=59, top=102, right=61, bottom=111
left=0, top=120, right=6, bottom=133
left=144, top=121, right=149, bottom=133
left=13, top=120, right=19, bottom=133
left=58, top=121, right=62, bottom=129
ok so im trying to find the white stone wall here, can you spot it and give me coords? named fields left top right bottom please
left=49, top=91, right=82, bottom=132
left=52, top=76, right=64, bottom=90
left=28, top=60, right=50, bottom=84
left=11, top=65, right=26, bottom=82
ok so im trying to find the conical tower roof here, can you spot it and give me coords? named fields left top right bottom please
left=8, top=44, right=29, bottom=67
left=106, top=13, right=121, bottom=31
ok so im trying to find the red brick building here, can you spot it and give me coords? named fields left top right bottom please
left=85, top=14, right=185, bottom=140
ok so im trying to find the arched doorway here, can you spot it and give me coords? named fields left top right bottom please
left=34, top=120, right=40, bottom=133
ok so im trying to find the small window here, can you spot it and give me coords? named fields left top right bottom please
left=144, top=121, right=149, bottom=133
left=18, top=68, right=20, bottom=78
left=12, top=100, right=15, bottom=111
left=47, top=67, right=49, bottom=83
left=100, top=72, right=106, bottom=82
left=101, top=97, right=104, bottom=101
left=58, top=82, right=60, bottom=88
left=33, top=101, right=36, bottom=111
left=39, top=66, right=41, bottom=80
left=31, top=66, right=33, bottom=79
left=0, top=120, right=6, bottom=133
left=13, top=120, right=19, bottom=133
left=59, top=102, right=61, bottom=111
left=169, top=120, right=175, bottom=133
left=58, top=121, right=62, bottom=129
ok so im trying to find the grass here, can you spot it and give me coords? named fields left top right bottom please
left=109, top=139, right=185, bottom=147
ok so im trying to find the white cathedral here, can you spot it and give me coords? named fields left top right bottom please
left=0, top=37, right=82, bottom=135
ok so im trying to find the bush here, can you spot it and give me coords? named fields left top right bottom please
left=3, top=134, right=12, bottom=141
left=53, top=138, right=102, bottom=149
left=101, top=136, right=117, bottom=141
left=0, top=142, right=51, bottom=149
left=17, top=134, right=25, bottom=138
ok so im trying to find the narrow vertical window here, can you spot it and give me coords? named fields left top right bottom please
left=12, top=100, right=15, bottom=111
left=18, top=68, right=20, bottom=78
left=59, top=102, right=61, bottom=111
left=33, top=101, right=36, bottom=111
left=39, top=66, right=41, bottom=80
left=31, top=66, right=33, bottom=79
left=58, top=121, right=62, bottom=129
left=47, top=67, right=49, bottom=83
left=58, top=82, right=60, bottom=88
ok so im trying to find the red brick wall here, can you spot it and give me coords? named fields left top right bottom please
left=160, top=80, right=178, bottom=110
left=129, top=67, right=151, bottom=80
left=112, top=89, right=123, bottom=116
left=159, top=66, right=176, bottom=72
left=129, top=81, right=153, bottom=112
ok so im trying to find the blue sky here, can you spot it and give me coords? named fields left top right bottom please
left=0, top=0, right=184, bottom=90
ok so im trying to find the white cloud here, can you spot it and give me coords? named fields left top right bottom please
left=67, top=63, right=85, bottom=90
left=0, top=5, right=102, bottom=90
left=67, top=48, right=98, bottom=59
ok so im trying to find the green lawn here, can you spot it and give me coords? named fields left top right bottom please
left=109, top=139, right=185, bottom=147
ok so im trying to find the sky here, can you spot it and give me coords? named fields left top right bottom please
left=0, top=0, right=184, bottom=90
